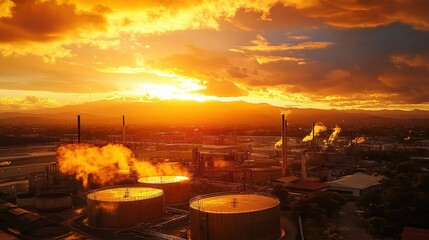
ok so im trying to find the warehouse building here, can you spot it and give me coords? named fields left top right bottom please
left=327, top=173, right=383, bottom=197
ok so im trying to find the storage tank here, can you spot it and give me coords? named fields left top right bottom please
left=138, top=176, right=190, bottom=205
left=35, top=192, right=72, bottom=211
left=190, top=192, right=282, bottom=240
left=15, top=192, right=35, bottom=207
left=87, top=186, right=164, bottom=229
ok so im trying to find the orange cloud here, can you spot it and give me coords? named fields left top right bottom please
left=0, top=95, right=61, bottom=111
left=0, top=0, right=107, bottom=43
left=0, top=0, right=429, bottom=111
left=391, top=54, right=429, bottom=69
left=325, top=69, right=351, bottom=81
left=0, top=0, right=108, bottom=60
left=303, top=0, right=429, bottom=30
left=255, top=56, right=306, bottom=64
left=148, top=46, right=249, bottom=97
left=0, top=0, right=14, bottom=18
left=242, top=34, right=332, bottom=52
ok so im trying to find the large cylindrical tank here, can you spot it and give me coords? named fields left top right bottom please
left=35, top=192, right=72, bottom=211
left=138, top=176, right=190, bottom=205
left=87, top=186, right=164, bottom=229
left=190, top=193, right=281, bottom=240
left=15, top=192, right=35, bottom=207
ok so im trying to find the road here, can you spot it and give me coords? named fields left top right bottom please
left=331, top=202, right=375, bottom=240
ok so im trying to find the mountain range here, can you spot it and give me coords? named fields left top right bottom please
left=0, top=100, right=428, bottom=127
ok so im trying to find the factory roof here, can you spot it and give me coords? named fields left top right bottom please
left=9, top=208, right=29, bottom=216
left=190, top=193, right=279, bottom=214
left=0, top=152, right=56, bottom=161
left=87, top=187, right=163, bottom=202
left=327, top=173, right=383, bottom=190
left=0, top=202, right=70, bottom=238
left=0, top=202, right=17, bottom=209
left=138, top=175, right=189, bottom=184
left=0, top=180, right=29, bottom=187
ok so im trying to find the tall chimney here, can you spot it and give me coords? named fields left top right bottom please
left=282, top=114, right=287, bottom=176
left=311, top=121, right=315, bottom=150
left=301, top=152, right=307, bottom=180
left=122, top=115, right=126, bottom=145
left=77, top=115, right=81, bottom=144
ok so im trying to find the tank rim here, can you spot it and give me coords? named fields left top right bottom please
left=189, top=191, right=280, bottom=214
left=138, top=175, right=190, bottom=184
left=86, top=184, right=164, bottom=202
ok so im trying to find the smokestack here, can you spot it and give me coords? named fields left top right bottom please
left=193, top=149, right=203, bottom=176
left=199, top=154, right=205, bottom=177
left=301, top=153, right=307, bottom=180
left=311, top=122, right=315, bottom=150
left=77, top=115, right=81, bottom=144
left=282, top=114, right=287, bottom=176
left=122, top=115, right=126, bottom=145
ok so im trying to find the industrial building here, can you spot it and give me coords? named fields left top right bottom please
left=35, top=192, right=72, bottom=211
left=232, top=166, right=282, bottom=184
left=326, top=173, right=384, bottom=197
left=1, top=114, right=407, bottom=240
left=0, top=180, right=29, bottom=193
left=0, top=201, right=70, bottom=239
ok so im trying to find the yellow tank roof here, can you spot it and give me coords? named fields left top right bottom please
left=87, top=187, right=163, bottom=202
left=138, top=176, right=189, bottom=184
left=190, top=193, right=279, bottom=214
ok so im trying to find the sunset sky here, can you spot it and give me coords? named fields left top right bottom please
left=1, top=0, right=429, bottom=111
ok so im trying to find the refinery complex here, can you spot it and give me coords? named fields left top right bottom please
left=1, top=114, right=429, bottom=240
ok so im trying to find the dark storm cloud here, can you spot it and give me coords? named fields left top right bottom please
left=311, top=0, right=429, bottom=30
left=240, top=23, right=429, bottom=104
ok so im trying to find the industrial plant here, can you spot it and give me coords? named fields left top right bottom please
left=1, top=113, right=429, bottom=240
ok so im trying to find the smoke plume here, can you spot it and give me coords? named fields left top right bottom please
left=57, top=144, right=189, bottom=187
left=302, top=122, right=327, bottom=142
left=0, top=161, right=11, bottom=166
left=274, top=109, right=291, bottom=148
left=328, top=125, right=341, bottom=144
left=352, top=136, right=366, bottom=144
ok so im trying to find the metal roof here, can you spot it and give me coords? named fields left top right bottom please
left=8, top=208, right=29, bottom=216
left=87, top=187, right=163, bottom=202
left=327, top=173, right=383, bottom=190
left=190, top=193, right=279, bottom=214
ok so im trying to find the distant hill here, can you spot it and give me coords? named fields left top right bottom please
left=0, top=100, right=428, bottom=127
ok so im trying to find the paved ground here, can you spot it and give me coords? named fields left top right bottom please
left=281, top=211, right=298, bottom=240
left=331, top=202, right=375, bottom=240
